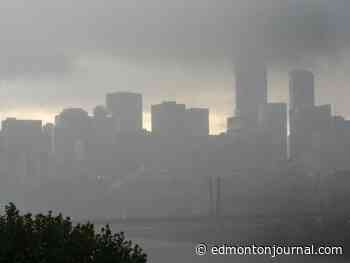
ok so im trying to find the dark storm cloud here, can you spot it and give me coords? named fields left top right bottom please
left=0, top=0, right=349, bottom=76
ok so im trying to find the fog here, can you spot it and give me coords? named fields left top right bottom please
left=0, top=1, right=350, bottom=262
left=0, top=0, right=350, bottom=132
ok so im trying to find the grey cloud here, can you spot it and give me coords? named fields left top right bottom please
left=0, top=0, right=349, bottom=77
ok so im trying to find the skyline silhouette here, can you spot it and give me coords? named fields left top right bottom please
left=1, top=1, right=350, bottom=262
left=1, top=1, right=350, bottom=137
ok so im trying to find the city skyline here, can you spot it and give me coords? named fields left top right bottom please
left=0, top=65, right=348, bottom=135
left=1, top=0, right=350, bottom=135
left=2, top=1, right=350, bottom=262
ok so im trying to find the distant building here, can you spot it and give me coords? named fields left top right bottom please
left=289, top=69, right=315, bottom=112
left=185, top=108, right=209, bottom=136
left=259, top=103, right=288, bottom=161
left=289, top=104, right=333, bottom=171
left=226, top=116, right=245, bottom=136
left=54, top=108, right=91, bottom=162
left=43, top=123, right=54, bottom=154
left=93, top=105, right=109, bottom=120
left=1, top=118, right=45, bottom=181
left=2, top=118, right=43, bottom=152
left=91, top=105, right=114, bottom=141
left=89, top=105, right=115, bottom=161
left=235, top=58, right=267, bottom=126
left=151, top=102, right=209, bottom=137
left=289, top=70, right=316, bottom=161
left=106, top=92, right=143, bottom=133
left=151, top=101, right=187, bottom=136
left=55, top=108, right=91, bottom=134
left=331, top=116, right=350, bottom=170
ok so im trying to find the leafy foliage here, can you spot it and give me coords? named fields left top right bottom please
left=0, top=203, right=147, bottom=263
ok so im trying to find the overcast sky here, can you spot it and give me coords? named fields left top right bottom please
left=0, top=0, right=350, bottom=133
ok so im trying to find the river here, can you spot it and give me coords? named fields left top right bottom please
left=109, top=222, right=346, bottom=263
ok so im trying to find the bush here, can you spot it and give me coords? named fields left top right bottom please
left=0, top=203, right=147, bottom=263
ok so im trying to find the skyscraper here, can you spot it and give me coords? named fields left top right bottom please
left=289, top=69, right=315, bottom=112
left=54, top=108, right=91, bottom=162
left=2, top=118, right=43, bottom=152
left=185, top=108, right=209, bottom=136
left=288, top=70, right=324, bottom=166
left=259, top=103, right=288, bottom=161
left=235, top=58, right=267, bottom=126
left=106, top=92, right=143, bottom=133
left=1, top=118, right=44, bottom=181
left=151, top=101, right=187, bottom=136
left=151, top=102, right=210, bottom=137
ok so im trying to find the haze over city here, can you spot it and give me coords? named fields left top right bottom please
left=1, top=0, right=350, bottom=134
left=1, top=1, right=350, bottom=263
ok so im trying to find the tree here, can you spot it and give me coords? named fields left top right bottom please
left=0, top=203, right=147, bottom=263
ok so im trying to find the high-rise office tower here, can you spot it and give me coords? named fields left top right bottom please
left=185, top=108, right=209, bottom=136
left=151, top=102, right=209, bottom=137
left=235, top=58, right=267, bottom=126
left=151, top=101, right=187, bottom=136
left=289, top=70, right=318, bottom=162
left=54, top=108, right=91, bottom=162
left=259, top=103, right=288, bottom=161
left=289, top=69, right=315, bottom=112
left=93, top=105, right=108, bottom=120
left=2, top=118, right=43, bottom=152
left=106, top=92, right=143, bottom=133
left=2, top=118, right=44, bottom=180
